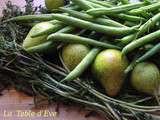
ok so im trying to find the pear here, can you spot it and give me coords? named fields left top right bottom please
left=92, top=49, right=128, bottom=97
left=62, top=44, right=90, bottom=71
left=131, top=62, right=160, bottom=95
left=45, top=0, right=64, bottom=11
left=22, top=22, right=54, bottom=49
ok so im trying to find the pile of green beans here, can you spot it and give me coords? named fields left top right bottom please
left=5, top=0, right=160, bottom=82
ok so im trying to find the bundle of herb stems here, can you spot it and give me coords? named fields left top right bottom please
left=1, top=0, right=160, bottom=120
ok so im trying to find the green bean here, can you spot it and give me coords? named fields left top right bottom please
left=124, top=21, right=137, bottom=27
left=136, top=43, right=160, bottom=63
left=3, top=14, right=53, bottom=23
left=71, top=0, right=106, bottom=10
left=60, top=8, right=94, bottom=21
left=51, top=14, right=138, bottom=36
left=118, top=34, right=136, bottom=45
left=65, top=3, right=80, bottom=10
left=124, top=54, right=142, bottom=74
left=61, top=2, right=78, bottom=10
left=60, top=8, right=127, bottom=27
left=119, top=0, right=129, bottom=4
left=87, top=0, right=113, bottom=7
left=128, top=2, right=160, bottom=15
left=71, top=0, right=93, bottom=10
left=143, top=0, right=152, bottom=4
left=31, top=24, right=65, bottom=38
left=115, top=14, right=146, bottom=23
left=47, top=33, right=121, bottom=49
left=18, top=22, right=38, bottom=27
left=87, top=1, right=105, bottom=8
left=61, top=48, right=100, bottom=82
left=26, top=41, right=55, bottom=53
left=119, top=12, right=160, bottom=44
left=122, top=29, right=160, bottom=55
left=26, top=26, right=75, bottom=53
left=87, top=2, right=147, bottom=15
left=56, top=26, right=75, bottom=33
left=125, top=61, right=136, bottom=74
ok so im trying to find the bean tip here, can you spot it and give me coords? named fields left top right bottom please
left=121, top=51, right=126, bottom=58
left=47, top=34, right=53, bottom=41
left=30, top=33, right=37, bottom=38
left=124, top=67, right=130, bottom=75
left=47, top=33, right=60, bottom=41
left=59, top=7, right=65, bottom=11
left=60, top=78, right=68, bottom=83
left=115, top=39, right=122, bottom=42
left=86, top=9, right=94, bottom=15
left=135, top=60, right=139, bottom=64
left=1, top=19, right=12, bottom=24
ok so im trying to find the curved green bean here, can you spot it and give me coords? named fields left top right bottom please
left=122, top=29, right=160, bottom=55
left=51, top=14, right=138, bottom=36
left=60, top=8, right=127, bottom=27
left=136, top=43, right=160, bottom=63
left=61, top=48, right=100, bottom=82
left=87, top=2, right=147, bottom=15
left=47, top=33, right=121, bottom=49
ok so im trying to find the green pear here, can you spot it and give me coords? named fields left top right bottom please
left=131, top=62, right=160, bottom=95
left=92, top=49, right=128, bottom=97
left=62, top=44, right=90, bottom=71
left=22, top=22, right=54, bottom=49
